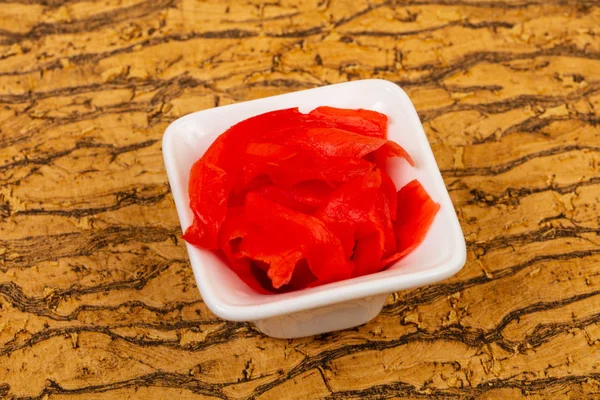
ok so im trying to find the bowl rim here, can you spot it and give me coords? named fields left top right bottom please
left=162, top=79, right=466, bottom=322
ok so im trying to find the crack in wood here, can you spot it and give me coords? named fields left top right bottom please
left=442, top=145, right=600, bottom=177
left=468, top=177, right=600, bottom=207
left=0, top=0, right=176, bottom=45
left=10, top=183, right=171, bottom=219
left=0, top=226, right=179, bottom=270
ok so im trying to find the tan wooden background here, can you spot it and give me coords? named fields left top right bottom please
left=1, top=0, right=600, bottom=399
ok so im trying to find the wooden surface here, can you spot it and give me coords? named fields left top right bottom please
left=1, top=0, right=600, bottom=399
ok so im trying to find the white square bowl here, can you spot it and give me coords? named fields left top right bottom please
left=162, top=79, right=466, bottom=338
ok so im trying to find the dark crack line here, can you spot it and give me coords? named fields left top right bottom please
left=0, top=0, right=88, bottom=6
left=399, top=0, right=599, bottom=9
left=62, top=299, right=203, bottom=321
left=0, top=139, right=158, bottom=173
left=478, top=113, right=600, bottom=145
left=0, top=0, right=176, bottom=45
left=0, top=225, right=179, bottom=270
left=346, top=20, right=514, bottom=38
left=0, top=318, right=250, bottom=358
left=324, top=372, right=600, bottom=400
left=0, top=261, right=174, bottom=317
left=10, top=184, right=171, bottom=219
left=441, top=145, right=600, bottom=177
left=0, top=265, right=192, bottom=322
left=419, top=82, right=600, bottom=123
left=467, top=225, right=600, bottom=254
left=14, top=371, right=229, bottom=400
left=467, top=177, right=600, bottom=207
left=384, top=248, right=600, bottom=314
left=0, top=29, right=259, bottom=79
left=395, top=43, right=600, bottom=88
left=0, top=73, right=204, bottom=105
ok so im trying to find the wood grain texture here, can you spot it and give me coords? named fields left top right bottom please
left=1, top=0, right=600, bottom=399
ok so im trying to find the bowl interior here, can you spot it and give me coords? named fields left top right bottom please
left=162, top=79, right=465, bottom=320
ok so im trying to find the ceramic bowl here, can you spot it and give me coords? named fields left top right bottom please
left=162, top=79, right=466, bottom=339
